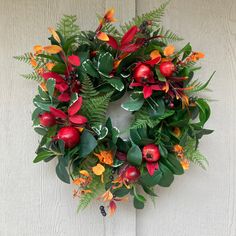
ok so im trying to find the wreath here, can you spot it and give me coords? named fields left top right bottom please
left=15, top=2, right=214, bottom=217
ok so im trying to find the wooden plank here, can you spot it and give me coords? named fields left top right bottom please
left=135, top=0, right=236, bottom=236
left=0, top=0, right=106, bottom=235
left=104, top=1, right=137, bottom=236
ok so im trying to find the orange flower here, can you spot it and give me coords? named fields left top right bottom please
left=162, top=81, right=169, bottom=93
left=97, top=32, right=109, bottom=41
left=48, top=27, right=61, bottom=43
left=103, top=8, right=116, bottom=22
left=92, top=164, right=105, bottom=176
left=46, top=62, right=55, bottom=71
left=164, top=45, right=175, bottom=56
left=186, top=52, right=205, bottom=62
left=150, top=50, right=161, bottom=60
left=30, top=56, right=37, bottom=67
left=80, top=189, right=92, bottom=195
left=73, top=170, right=92, bottom=187
left=109, top=200, right=117, bottom=216
left=43, top=45, right=62, bottom=54
left=94, top=150, right=113, bottom=166
left=36, top=67, right=45, bottom=75
left=173, top=127, right=181, bottom=137
left=33, top=45, right=43, bottom=55
left=173, top=144, right=184, bottom=154
left=99, top=189, right=113, bottom=202
left=180, top=159, right=190, bottom=170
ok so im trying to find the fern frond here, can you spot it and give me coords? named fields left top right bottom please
left=14, top=53, right=31, bottom=64
left=21, top=72, right=42, bottom=82
left=184, top=137, right=208, bottom=170
left=158, top=26, right=183, bottom=43
left=81, top=91, right=113, bottom=128
left=80, top=76, right=99, bottom=99
left=103, top=22, right=122, bottom=37
left=120, top=0, right=170, bottom=33
left=57, top=15, right=80, bottom=39
left=77, top=176, right=104, bottom=211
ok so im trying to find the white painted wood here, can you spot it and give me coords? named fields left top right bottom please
left=0, top=0, right=236, bottom=235
left=136, top=0, right=236, bottom=236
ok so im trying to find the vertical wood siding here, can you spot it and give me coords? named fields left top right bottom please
left=0, top=0, right=235, bottom=235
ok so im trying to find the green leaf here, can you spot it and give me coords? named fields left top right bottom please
left=32, top=107, right=42, bottom=120
left=33, top=150, right=54, bottom=163
left=127, top=145, right=142, bottom=166
left=46, top=78, right=56, bottom=97
left=106, top=78, right=124, bottom=91
left=122, top=98, right=144, bottom=111
left=142, top=185, right=157, bottom=197
left=158, top=163, right=174, bottom=187
left=51, top=63, right=66, bottom=74
left=98, top=52, right=113, bottom=74
left=161, top=154, right=184, bottom=175
left=130, top=128, right=154, bottom=146
left=140, top=169, right=162, bottom=187
left=195, top=98, right=211, bottom=126
left=82, top=59, right=100, bottom=78
left=155, top=67, right=166, bottom=81
left=133, top=196, right=145, bottom=209
left=34, top=127, right=47, bottom=136
left=78, top=130, right=97, bottom=158
left=112, top=186, right=130, bottom=198
left=56, top=158, right=70, bottom=184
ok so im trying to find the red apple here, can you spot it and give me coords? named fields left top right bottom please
left=133, top=63, right=153, bottom=83
left=159, top=61, right=176, bottom=77
left=57, top=127, right=80, bottom=148
left=142, top=144, right=160, bottom=163
left=39, top=112, right=56, bottom=127
left=124, top=166, right=140, bottom=182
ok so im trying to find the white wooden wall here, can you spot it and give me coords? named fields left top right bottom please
left=0, top=0, right=235, bottom=235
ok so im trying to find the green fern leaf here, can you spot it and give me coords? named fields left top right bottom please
left=21, top=72, right=42, bottom=82
left=80, top=76, right=99, bottom=99
left=81, top=91, right=113, bottom=128
left=158, top=26, right=183, bottom=43
left=57, top=15, right=80, bottom=39
left=120, top=0, right=170, bottom=33
left=184, top=137, right=208, bottom=170
left=14, top=53, right=31, bottom=64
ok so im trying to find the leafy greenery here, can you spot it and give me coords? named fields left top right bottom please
left=21, top=72, right=42, bottom=82
left=184, top=137, right=208, bottom=170
left=57, top=15, right=80, bottom=39
left=14, top=52, right=31, bottom=64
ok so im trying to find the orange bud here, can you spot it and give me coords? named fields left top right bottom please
left=97, top=32, right=109, bottom=41
left=33, top=45, right=43, bottom=55
left=45, top=62, right=55, bottom=71
left=164, top=45, right=175, bottom=57
left=150, top=50, right=161, bottom=60
left=48, top=27, right=61, bottom=43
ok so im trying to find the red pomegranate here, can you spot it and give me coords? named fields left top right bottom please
left=57, top=127, right=80, bottom=148
left=159, top=61, right=176, bottom=77
left=124, top=166, right=141, bottom=182
left=133, top=63, right=153, bottom=83
left=142, top=144, right=160, bottom=162
left=39, top=112, right=56, bottom=127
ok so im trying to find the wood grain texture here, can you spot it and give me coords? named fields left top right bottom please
left=0, top=0, right=235, bottom=235
left=136, top=0, right=236, bottom=236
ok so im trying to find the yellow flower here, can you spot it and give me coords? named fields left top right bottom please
left=92, top=164, right=105, bottom=176
left=94, top=150, right=113, bottom=166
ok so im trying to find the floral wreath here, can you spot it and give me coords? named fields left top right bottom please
left=15, top=2, right=214, bottom=217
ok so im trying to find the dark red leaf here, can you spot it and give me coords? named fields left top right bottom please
left=143, top=86, right=153, bottom=99
left=107, top=35, right=119, bottom=49
left=145, top=56, right=161, bottom=66
left=151, top=84, right=162, bottom=91
left=68, top=55, right=81, bottom=66
left=55, top=82, right=69, bottom=92
left=146, top=162, right=159, bottom=176
left=120, top=43, right=141, bottom=53
left=49, top=107, right=67, bottom=119
left=130, top=82, right=143, bottom=87
left=121, top=26, right=139, bottom=46
left=57, top=93, right=71, bottom=102
left=41, top=72, right=65, bottom=83
left=68, top=96, right=83, bottom=116
left=69, top=115, right=87, bottom=124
